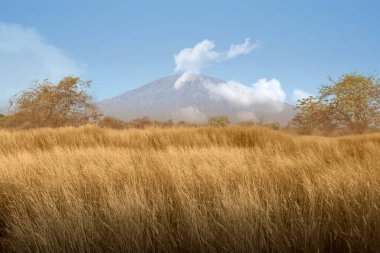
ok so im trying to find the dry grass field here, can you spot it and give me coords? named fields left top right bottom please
left=0, top=126, right=379, bottom=252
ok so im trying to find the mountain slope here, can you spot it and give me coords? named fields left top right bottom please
left=99, top=75, right=296, bottom=125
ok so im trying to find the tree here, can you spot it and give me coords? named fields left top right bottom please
left=320, top=74, right=380, bottom=133
left=293, top=74, right=380, bottom=134
left=292, top=96, right=334, bottom=134
left=208, top=116, right=230, bottom=127
left=7, top=76, right=100, bottom=128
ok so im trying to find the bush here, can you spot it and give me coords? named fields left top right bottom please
left=208, top=116, right=230, bottom=127
left=98, top=116, right=128, bottom=129
left=161, top=120, right=174, bottom=128
left=129, top=117, right=152, bottom=129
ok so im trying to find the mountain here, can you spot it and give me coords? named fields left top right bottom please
left=99, top=75, right=296, bottom=125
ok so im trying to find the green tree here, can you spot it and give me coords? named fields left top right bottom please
left=293, top=74, right=380, bottom=134
left=7, top=76, right=100, bottom=128
left=208, top=116, right=230, bottom=127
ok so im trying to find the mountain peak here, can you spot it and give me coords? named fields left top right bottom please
left=99, top=75, right=295, bottom=125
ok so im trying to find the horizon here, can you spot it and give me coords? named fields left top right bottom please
left=1, top=0, right=380, bottom=108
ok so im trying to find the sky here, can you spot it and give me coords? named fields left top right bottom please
left=1, top=0, right=379, bottom=108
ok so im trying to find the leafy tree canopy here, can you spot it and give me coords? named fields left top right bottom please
left=293, top=74, right=380, bottom=134
left=7, top=76, right=100, bottom=128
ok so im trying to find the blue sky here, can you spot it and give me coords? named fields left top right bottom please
left=1, top=0, right=379, bottom=106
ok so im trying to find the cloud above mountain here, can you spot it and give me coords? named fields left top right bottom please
left=173, top=38, right=312, bottom=108
left=0, top=22, right=84, bottom=105
left=174, top=38, right=259, bottom=74
left=226, top=38, right=259, bottom=59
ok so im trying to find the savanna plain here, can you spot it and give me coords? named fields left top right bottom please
left=0, top=126, right=379, bottom=252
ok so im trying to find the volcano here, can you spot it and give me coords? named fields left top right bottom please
left=99, top=74, right=295, bottom=125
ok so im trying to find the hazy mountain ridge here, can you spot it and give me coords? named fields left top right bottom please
left=99, top=75, right=296, bottom=125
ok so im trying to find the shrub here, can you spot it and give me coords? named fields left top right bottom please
left=208, top=116, right=230, bottom=127
left=98, top=116, right=128, bottom=129
left=129, top=116, right=152, bottom=129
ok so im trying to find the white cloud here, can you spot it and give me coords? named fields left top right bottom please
left=172, top=106, right=207, bottom=123
left=174, top=72, right=198, bottom=89
left=205, top=79, right=286, bottom=111
left=174, top=38, right=258, bottom=74
left=173, top=38, right=309, bottom=112
left=0, top=22, right=84, bottom=106
left=292, top=89, right=312, bottom=103
left=226, top=38, right=259, bottom=59
left=237, top=111, right=257, bottom=122
left=174, top=38, right=260, bottom=93
left=174, top=40, right=219, bottom=74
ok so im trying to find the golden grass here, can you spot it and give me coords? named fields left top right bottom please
left=0, top=126, right=379, bottom=252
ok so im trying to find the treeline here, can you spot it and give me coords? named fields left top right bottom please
left=97, top=115, right=281, bottom=130
left=1, top=73, right=379, bottom=135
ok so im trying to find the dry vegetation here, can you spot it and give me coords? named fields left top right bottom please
left=0, top=126, right=379, bottom=252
